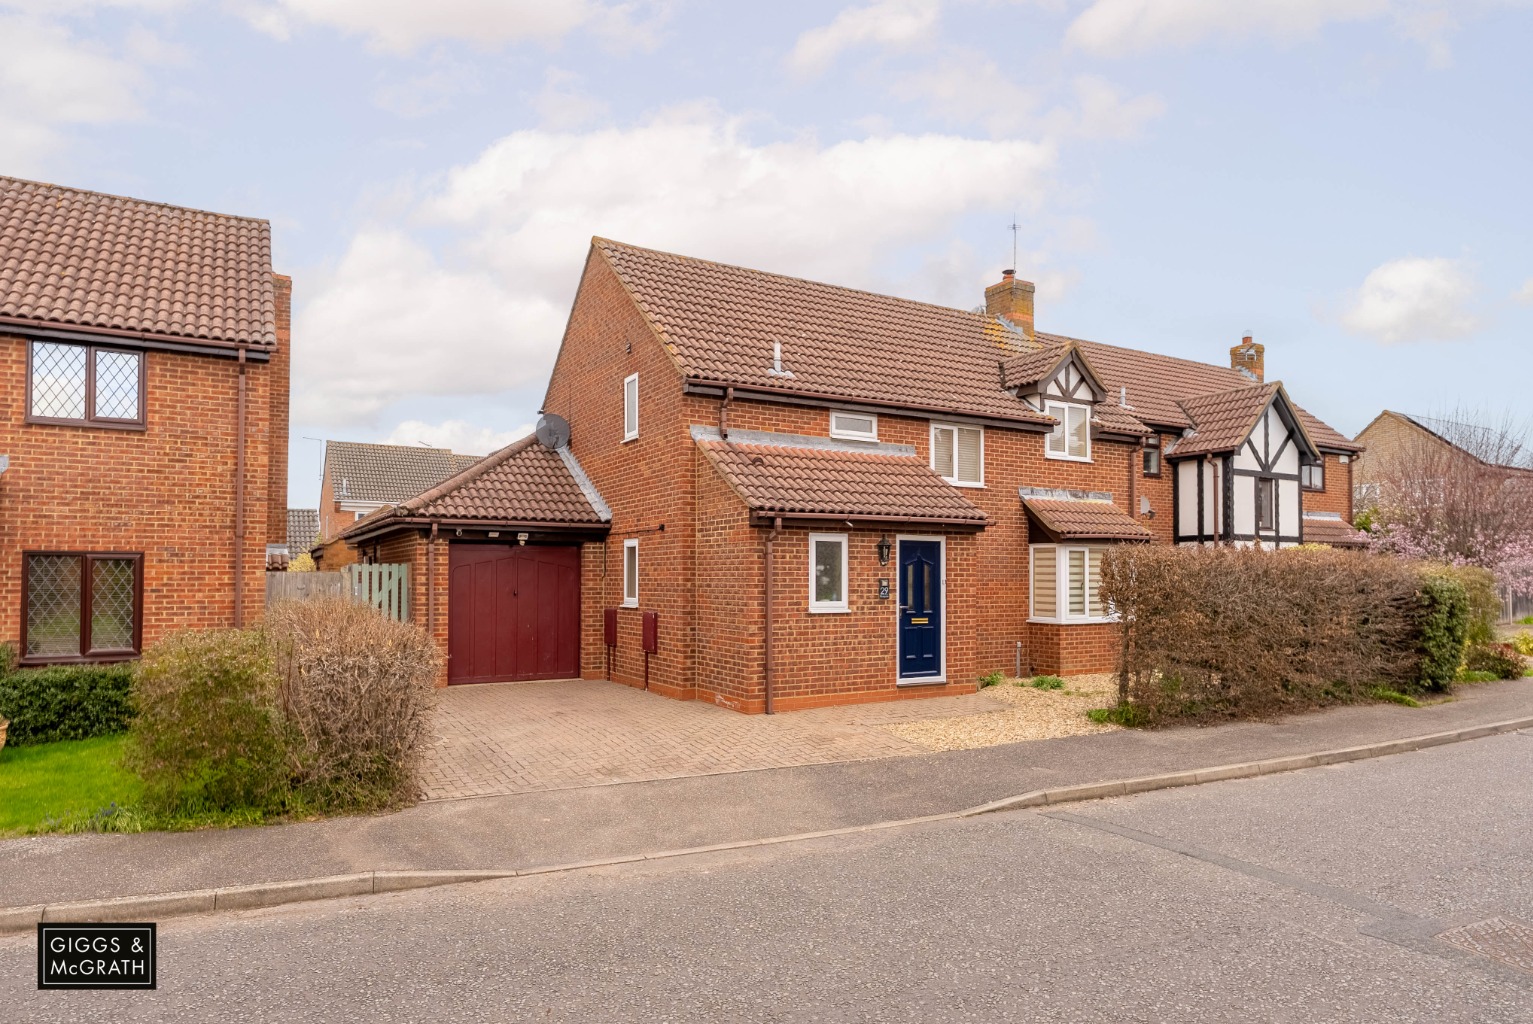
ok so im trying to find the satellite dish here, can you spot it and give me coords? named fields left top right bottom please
left=535, top=413, right=571, bottom=450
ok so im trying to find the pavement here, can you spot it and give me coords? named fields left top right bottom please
left=2, top=677, right=1530, bottom=912
left=5, top=728, right=1531, bottom=1022
left=423, top=678, right=1006, bottom=800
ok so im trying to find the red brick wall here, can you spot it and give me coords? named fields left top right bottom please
left=0, top=330, right=283, bottom=657
left=542, top=253, right=699, bottom=700
left=268, top=275, right=292, bottom=546
left=1301, top=452, right=1354, bottom=522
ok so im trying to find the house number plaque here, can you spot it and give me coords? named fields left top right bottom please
left=878, top=578, right=890, bottom=600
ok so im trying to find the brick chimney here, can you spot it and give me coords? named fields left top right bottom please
left=985, top=269, right=1035, bottom=342
left=1230, top=332, right=1264, bottom=382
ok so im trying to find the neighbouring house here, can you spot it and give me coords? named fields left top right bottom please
left=0, top=176, right=290, bottom=664
left=266, top=508, right=319, bottom=570
left=317, top=441, right=482, bottom=544
left=337, top=239, right=1361, bottom=710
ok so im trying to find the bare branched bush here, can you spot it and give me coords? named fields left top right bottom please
left=265, top=599, right=441, bottom=811
left=1101, top=546, right=1463, bottom=726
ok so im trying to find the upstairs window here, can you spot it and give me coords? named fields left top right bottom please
left=931, top=423, right=983, bottom=486
left=1142, top=446, right=1162, bottom=477
left=1257, top=478, right=1277, bottom=531
left=829, top=411, right=878, bottom=442
left=623, top=373, right=639, bottom=441
left=23, top=552, right=142, bottom=662
left=1045, top=401, right=1090, bottom=461
left=1301, top=462, right=1325, bottom=491
left=29, top=342, right=145, bottom=427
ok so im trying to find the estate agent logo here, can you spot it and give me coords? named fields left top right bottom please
left=37, top=923, right=157, bottom=990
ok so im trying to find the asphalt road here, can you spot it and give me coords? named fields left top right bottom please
left=6, top=731, right=1533, bottom=1023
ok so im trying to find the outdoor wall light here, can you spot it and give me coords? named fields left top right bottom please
left=517, top=532, right=530, bottom=546
left=877, top=535, right=892, bottom=565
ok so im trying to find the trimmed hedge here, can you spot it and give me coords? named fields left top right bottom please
left=0, top=662, right=136, bottom=745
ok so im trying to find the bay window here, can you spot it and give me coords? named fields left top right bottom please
left=1029, top=545, right=1109, bottom=623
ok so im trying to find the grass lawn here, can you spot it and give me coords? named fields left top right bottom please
left=0, top=735, right=142, bottom=835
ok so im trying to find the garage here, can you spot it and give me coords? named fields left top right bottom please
left=448, top=543, right=581, bottom=684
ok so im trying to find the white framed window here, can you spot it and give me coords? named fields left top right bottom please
left=1045, top=401, right=1091, bottom=462
left=622, top=539, right=639, bottom=607
left=931, top=423, right=984, bottom=487
left=829, top=410, right=878, bottom=442
left=623, top=373, right=639, bottom=442
left=808, top=533, right=849, bottom=612
left=1029, top=544, right=1110, bottom=623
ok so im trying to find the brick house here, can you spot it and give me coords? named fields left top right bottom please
left=340, top=239, right=1361, bottom=710
left=0, top=177, right=290, bottom=664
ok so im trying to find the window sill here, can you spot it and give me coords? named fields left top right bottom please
left=943, top=480, right=985, bottom=489
left=19, top=653, right=139, bottom=667
left=25, top=416, right=146, bottom=432
left=809, top=605, right=850, bottom=614
left=1044, top=453, right=1093, bottom=463
left=830, top=434, right=879, bottom=444
left=897, top=676, right=947, bottom=687
left=1028, top=617, right=1118, bottom=626
left=622, top=435, right=638, bottom=444
left=621, top=600, right=639, bottom=609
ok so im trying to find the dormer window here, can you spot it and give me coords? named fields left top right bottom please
left=1045, top=401, right=1090, bottom=461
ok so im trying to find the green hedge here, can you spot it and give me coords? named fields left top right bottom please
left=0, top=663, right=136, bottom=745
left=1416, top=571, right=1470, bottom=692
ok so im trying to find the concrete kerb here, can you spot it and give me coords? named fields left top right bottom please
left=4, top=714, right=1531, bottom=936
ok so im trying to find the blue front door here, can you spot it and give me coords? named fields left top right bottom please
left=898, top=539, right=942, bottom=680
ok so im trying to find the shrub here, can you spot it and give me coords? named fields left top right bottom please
left=265, top=599, right=440, bottom=811
left=1463, top=643, right=1528, bottom=681
left=287, top=553, right=316, bottom=573
left=1440, top=566, right=1499, bottom=650
left=1457, top=669, right=1500, bottom=684
left=1030, top=675, right=1065, bottom=690
left=1416, top=570, right=1469, bottom=693
left=125, top=629, right=291, bottom=817
left=0, top=663, right=135, bottom=745
left=978, top=670, right=1004, bottom=688
left=1510, top=632, right=1533, bottom=657
left=1099, top=546, right=1464, bottom=726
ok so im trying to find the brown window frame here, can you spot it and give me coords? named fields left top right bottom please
left=1256, top=478, right=1277, bottom=531
left=20, top=552, right=145, bottom=665
left=1142, top=446, right=1162, bottom=478
left=26, top=340, right=148, bottom=430
left=1301, top=461, right=1325, bottom=492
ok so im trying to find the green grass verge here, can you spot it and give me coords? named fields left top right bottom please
left=1368, top=687, right=1422, bottom=708
left=1457, top=670, right=1501, bottom=684
left=0, top=735, right=142, bottom=835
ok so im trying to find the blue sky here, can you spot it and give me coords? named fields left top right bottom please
left=3, top=0, right=1529, bottom=507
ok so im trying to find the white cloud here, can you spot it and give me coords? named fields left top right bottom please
left=528, top=68, right=609, bottom=129
left=1066, top=0, right=1390, bottom=56
left=0, top=14, right=149, bottom=174
left=381, top=418, right=532, bottom=455
left=295, top=105, right=1057, bottom=426
left=1516, top=279, right=1533, bottom=305
left=787, top=0, right=941, bottom=78
left=1340, top=257, right=1480, bottom=343
left=241, top=0, right=667, bottom=54
left=291, top=229, right=568, bottom=425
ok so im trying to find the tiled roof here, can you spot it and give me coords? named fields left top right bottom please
left=593, top=239, right=1359, bottom=453
left=341, top=436, right=608, bottom=538
left=596, top=239, right=1053, bottom=427
left=1171, top=383, right=1281, bottom=457
left=1064, top=335, right=1359, bottom=452
left=326, top=441, right=484, bottom=505
left=698, top=439, right=986, bottom=524
left=286, top=508, right=319, bottom=552
left=1302, top=514, right=1371, bottom=548
left=0, top=175, right=276, bottom=346
left=1000, top=343, right=1069, bottom=389
left=1023, top=497, right=1152, bottom=541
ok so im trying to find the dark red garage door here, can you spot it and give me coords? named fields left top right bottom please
left=448, top=544, right=581, bottom=685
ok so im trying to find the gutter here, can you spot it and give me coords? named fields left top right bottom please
left=747, top=511, right=986, bottom=530
left=342, top=516, right=611, bottom=546
left=0, top=316, right=273, bottom=361
left=683, top=378, right=1054, bottom=433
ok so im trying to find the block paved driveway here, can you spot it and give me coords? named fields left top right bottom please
left=421, top=679, right=1008, bottom=800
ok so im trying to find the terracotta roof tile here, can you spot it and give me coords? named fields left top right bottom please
left=595, top=239, right=1358, bottom=452
left=698, top=440, right=986, bottom=524
left=341, top=436, right=608, bottom=538
left=1000, top=343, right=1069, bottom=389
left=0, top=176, right=275, bottom=346
left=1171, top=383, right=1280, bottom=457
left=1023, top=497, right=1152, bottom=541
left=1302, top=514, right=1371, bottom=548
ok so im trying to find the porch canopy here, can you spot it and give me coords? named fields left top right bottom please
left=696, top=433, right=987, bottom=528
left=1021, top=493, right=1152, bottom=543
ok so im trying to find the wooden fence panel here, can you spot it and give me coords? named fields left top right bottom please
left=266, top=572, right=345, bottom=605
left=265, top=565, right=409, bottom=623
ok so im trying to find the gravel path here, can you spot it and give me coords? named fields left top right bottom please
left=880, top=673, right=1122, bottom=751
